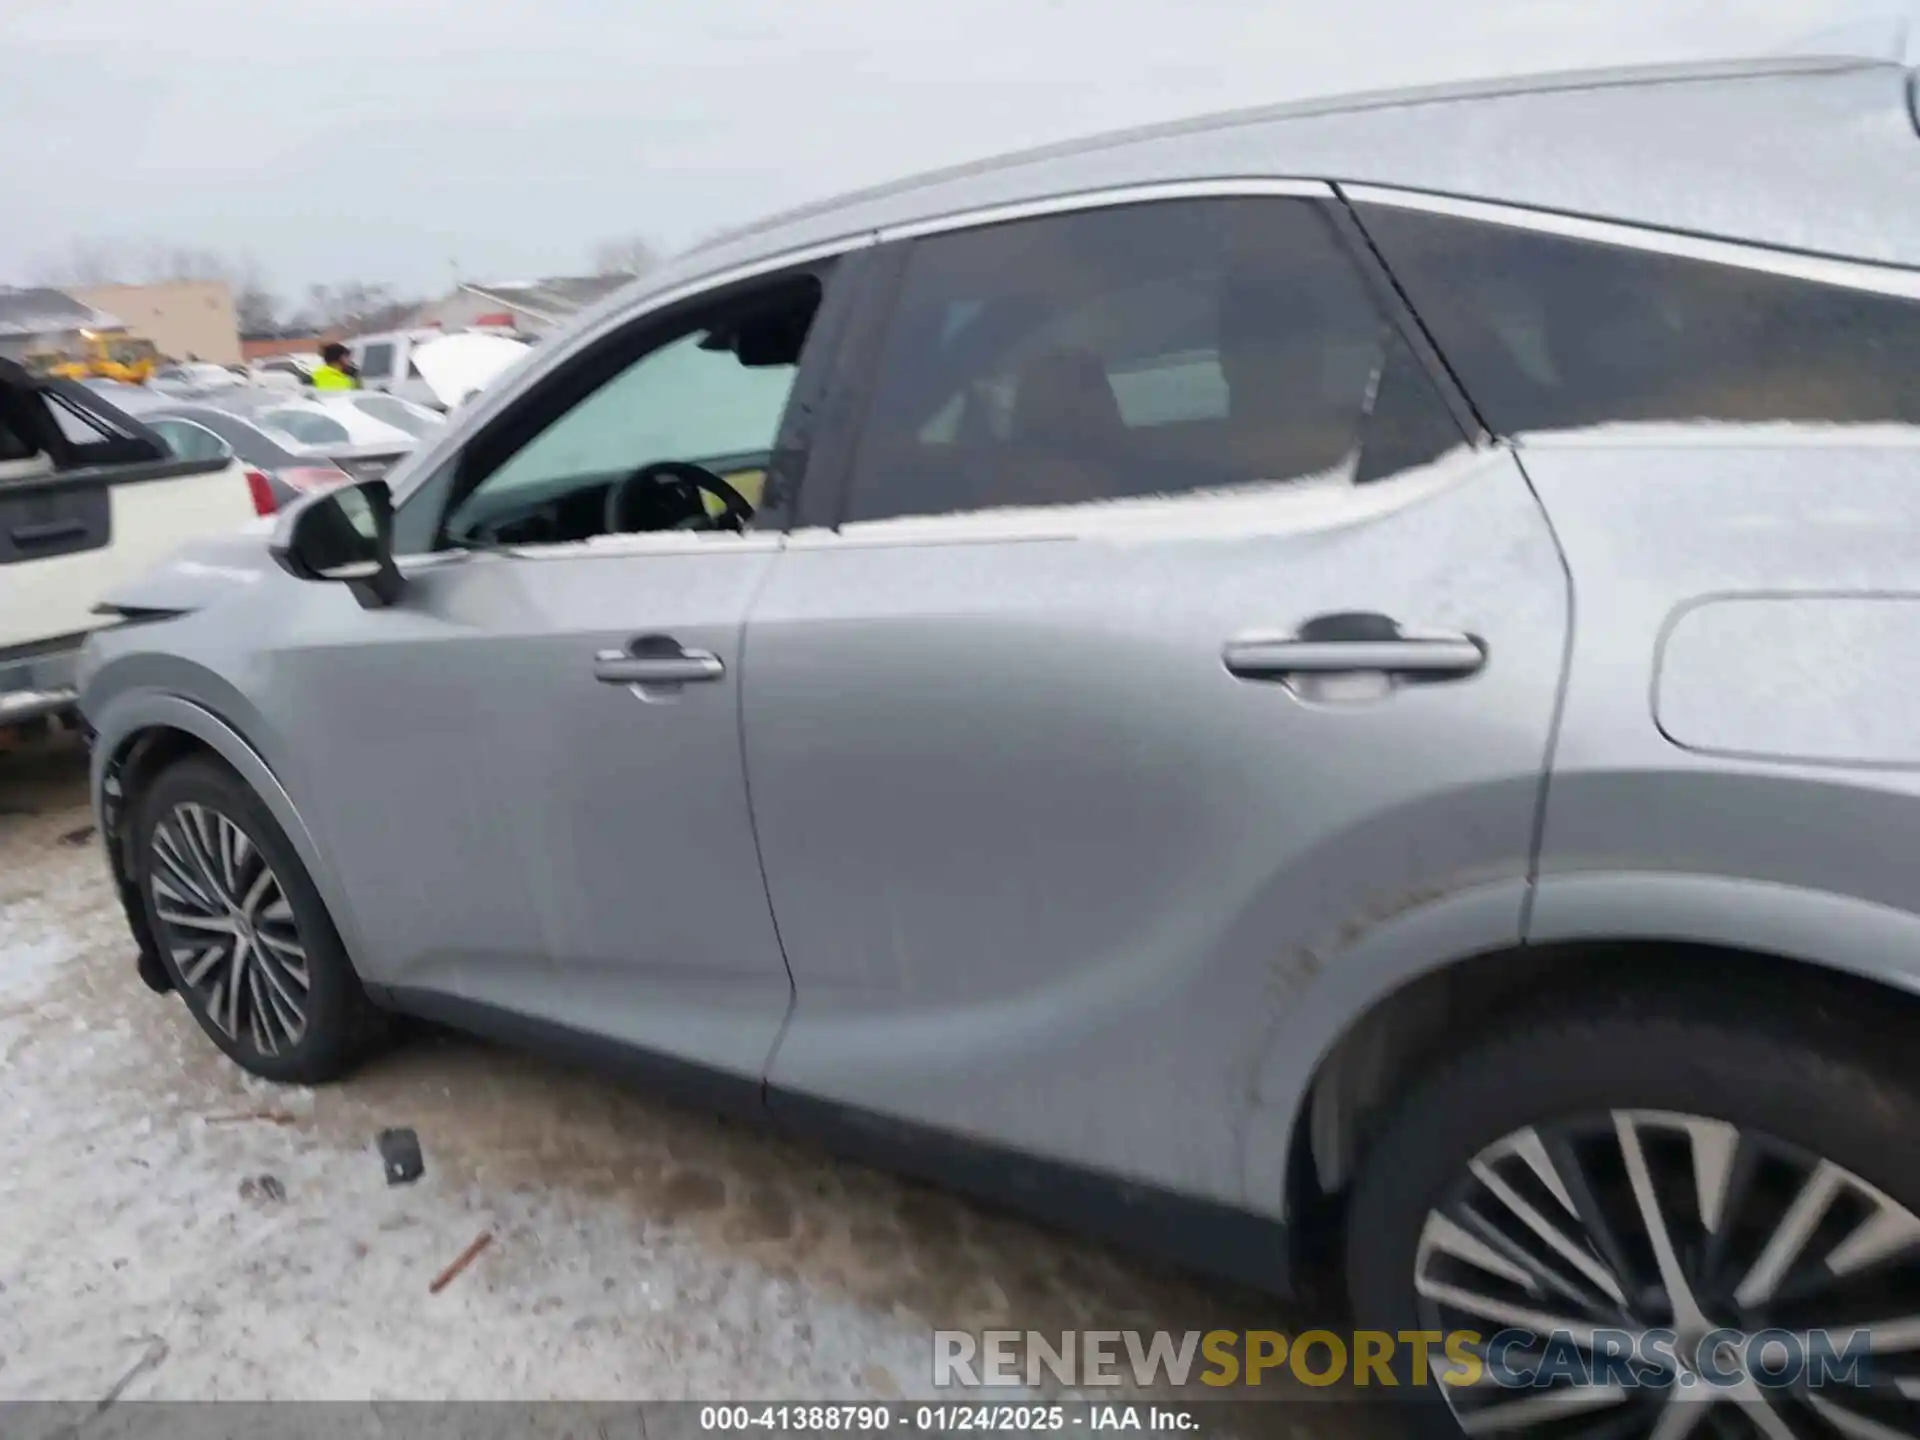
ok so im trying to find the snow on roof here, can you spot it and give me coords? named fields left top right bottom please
left=458, top=274, right=633, bottom=322
left=0, top=287, right=125, bottom=338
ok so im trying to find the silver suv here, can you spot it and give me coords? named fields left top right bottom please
left=79, top=46, right=1920, bottom=1434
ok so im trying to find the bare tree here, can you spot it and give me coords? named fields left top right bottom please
left=140, top=244, right=231, bottom=283
left=233, top=278, right=281, bottom=335
left=32, top=239, right=284, bottom=331
left=32, top=239, right=135, bottom=287
left=291, top=281, right=417, bottom=335
left=589, top=235, right=660, bottom=277
left=25, top=237, right=431, bottom=339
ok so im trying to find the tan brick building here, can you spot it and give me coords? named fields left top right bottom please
left=66, top=280, right=242, bottom=365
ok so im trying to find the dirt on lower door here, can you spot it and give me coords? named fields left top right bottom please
left=0, top=736, right=1377, bottom=1437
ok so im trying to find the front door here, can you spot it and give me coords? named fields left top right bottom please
left=744, top=192, right=1570, bottom=1206
left=270, top=265, right=846, bottom=1080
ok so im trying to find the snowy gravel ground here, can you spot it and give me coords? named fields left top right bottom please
left=0, top=736, right=1353, bottom=1424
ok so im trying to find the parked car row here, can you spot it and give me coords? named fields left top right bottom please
left=240, top=330, right=534, bottom=411
left=0, top=362, right=259, bottom=729
left=99, top=381, right=443, bottom=510
left=0, top=360, right=449, bottom=735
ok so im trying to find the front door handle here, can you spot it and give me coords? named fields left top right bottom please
left=1224, top=612, right=1486, bottom=683
left=593, top=637, right=725, bottom=686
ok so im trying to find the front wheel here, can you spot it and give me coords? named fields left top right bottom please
left=1345, top=992, right=1920, bottom=1438
left=132, top=756, right=387, bottom=1083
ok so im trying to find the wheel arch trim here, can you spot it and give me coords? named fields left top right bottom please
left=88, top=690, right=369, bottom=967
left=1241, top=877, right=1529, bottom=1217
left=1244, top=870, right=1920, bottom=1221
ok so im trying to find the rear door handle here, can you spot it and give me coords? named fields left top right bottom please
left=1223, top=636, right=1486, bottom=679
left=593, top=639, right=725, bottom=686
left=1224, top=612, right=1486, bottom=682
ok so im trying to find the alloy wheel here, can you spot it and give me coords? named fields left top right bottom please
left=148, top=801, right=310, bottom=1056
left=1416, top=1110, right=1920, bottom=1437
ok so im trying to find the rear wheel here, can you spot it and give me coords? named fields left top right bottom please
left=1344, top=992, right=1920, bottom=1438
left=132, top=756, right=386, bottom=1083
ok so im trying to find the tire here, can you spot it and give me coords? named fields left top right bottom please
left=131, top=755, right=388, bottom=1083
left=1344, top=988, right=1920, bottom=1438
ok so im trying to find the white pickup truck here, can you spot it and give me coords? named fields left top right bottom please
left=0, top=358, right=262, bottom=734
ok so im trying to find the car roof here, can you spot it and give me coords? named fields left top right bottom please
left=144, top=405, right=295, bottom=455
left=148, top=399, right=407, bottom=459
left=249, top=393, right=418, bottom=443
left=148, top=403, right=270, bottom=432
left=568, top=54, right=1920, bottom=345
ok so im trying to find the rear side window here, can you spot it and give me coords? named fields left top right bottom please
left=43, top=393, right=117, bottom=448
left=1356, top=204, right=1920, bottom=434
left=843, top=197, right=1462, bottom=524
left=36, top=389, right=165, bottom=468
left=149, top=418, right=231, bottom=462
left=0, top=413, right=32, bottom=462
left=359, top=342, right=396, bottom=380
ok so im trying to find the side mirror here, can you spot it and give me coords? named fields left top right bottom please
left=268, top=478, right=404, bottom=610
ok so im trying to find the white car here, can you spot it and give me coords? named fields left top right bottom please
left=247, top=354, right=321, bottom=392
left=0, top=360, right=261, bottom=730
left=240, top=395, right=426, bottom=454
left=329, top=391, right=447, bottom=439
left=147, top=361, right=249, bottom=398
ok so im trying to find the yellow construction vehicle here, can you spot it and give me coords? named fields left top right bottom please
left=24, top=330, right=161, bottom=385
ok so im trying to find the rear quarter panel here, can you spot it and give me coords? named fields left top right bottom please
left=1523, top=437, right=1920, bottom=981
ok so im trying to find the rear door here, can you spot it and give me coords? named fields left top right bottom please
left=743, top=188, right=1571, bottom=1208
left=0, top=363, right=255, bottom=652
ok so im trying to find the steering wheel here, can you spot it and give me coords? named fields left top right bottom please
left=604, top=460, right=753, bottom=535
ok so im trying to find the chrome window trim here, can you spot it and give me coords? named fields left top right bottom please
left=876, top=178, right=1336, bottom=243
left=1344, top=182, right=1920, bottom=302
left=390, top=182, right=1338, bottom=513
left=393, top=530, right=784, bottom=576
left=387, top=232, right=882, bottom=507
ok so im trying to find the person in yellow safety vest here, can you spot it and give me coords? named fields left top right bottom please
left=311, top=342, right=359, bottom=390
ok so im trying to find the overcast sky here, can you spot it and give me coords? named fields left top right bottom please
left=0, top=0, right=1880, bottom=301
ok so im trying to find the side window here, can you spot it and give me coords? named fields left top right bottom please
left=439, top=275, right=823, bottom=546
left=0, top=386, right=166, bottom=469
left=843, top=197, right=1460, bottom=524
left=149, top=419, right=231, bottom=461
left=0, top=413, right=30, bottom=462
left=1355, top=204, right=1920, bottom=433
left=358, top=342, right=396, bottom=381
left=42, top=394, right=117, bottom=448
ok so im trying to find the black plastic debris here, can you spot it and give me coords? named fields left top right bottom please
left=59, top=823, right=97, bottom=847
left=377, top=1128, right=424, bottom=1186
left=238, top=1174, right=286, bottom=1204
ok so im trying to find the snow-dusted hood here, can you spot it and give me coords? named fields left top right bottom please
left=410, top=333, right=529, bottom=408
left=93, top=520, right=277, bottom=617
